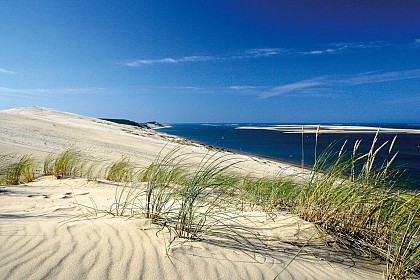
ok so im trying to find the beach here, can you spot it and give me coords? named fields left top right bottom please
left=0, top=107, right=392, bottom=279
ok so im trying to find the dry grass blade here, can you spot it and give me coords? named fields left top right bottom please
left=53, top=149, right=82, bottom=179
left=0, top=155, right=36, bottom=185
left=106, top=156, right=135, bottom=182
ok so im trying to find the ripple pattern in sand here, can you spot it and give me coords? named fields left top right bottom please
left=0, top=216, right=385, bottom=280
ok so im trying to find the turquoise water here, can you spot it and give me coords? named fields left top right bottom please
left=161, top=124, right=420, bottom=188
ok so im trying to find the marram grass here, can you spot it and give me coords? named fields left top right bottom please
left=0, top=155, right=35, bottom=185
left=0, top=134, right=418, bottom=279
left=105, top=156, right=135, bottom=182
left=238, top=132, right=419, bottom=279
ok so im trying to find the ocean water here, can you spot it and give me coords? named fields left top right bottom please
left=161, top=124, right=420, bottom=188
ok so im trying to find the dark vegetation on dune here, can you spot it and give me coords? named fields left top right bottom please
left=101, top=118, right=165, bottom=129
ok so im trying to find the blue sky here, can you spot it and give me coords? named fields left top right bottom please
left=0, top=0, right=419, bottom=123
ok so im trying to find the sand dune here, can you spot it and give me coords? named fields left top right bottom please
left=0, top=107, right=300, bottom=177
left=0, top=177, right=384, bottom=279
left=0, top=107, right=385, bottom=279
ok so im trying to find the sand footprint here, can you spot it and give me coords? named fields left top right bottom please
left=48, top=194, right=72, bottom=199
left=27, top=194, right=48, bottom=199
left=53, top=206, right=78, bottom=212
left=74, top=192, right=89, bottom=196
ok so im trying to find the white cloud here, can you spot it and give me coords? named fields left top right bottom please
left=125, top=55, right=216, bottom=66
left=124, top=40, right=417, bottom=67
left=156, top=86, right=205, bottom=90
left=124, top=48, right=287, bottom=67
left=259, top=79, right=325, bottom=99
left=0, top=87, right=111, bottom=97
left=300, top=48, right=336, bottom=55
left=181, top=56, right=214, bottom=62
left=228, top=86, right=257, bottom=90
left=230, top=68, right=420, bottom=99
left=0, top=68, right=16, bottom=75
left=327, top=41, right=390, bottom=50
left=337, top=69, right=420, bottom=85
left=299, top=41, right=391, bottom=56
left=240, top=48, right=286, bottom=57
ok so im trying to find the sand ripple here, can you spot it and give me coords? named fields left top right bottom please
left=0, top=178, right=384, bottom=279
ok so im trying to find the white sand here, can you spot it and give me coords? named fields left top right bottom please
left=0, top=107, right=300, bottom=177
left=237, top=124, right=420, bottom=134
left=0, top=107, right=385, bottom=279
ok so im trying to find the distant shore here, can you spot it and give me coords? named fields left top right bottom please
left=236, top=124, right=420, bottom=134
left=0, top=107, right=414, bottom=279
left=161, top=131, right=309, bottom=171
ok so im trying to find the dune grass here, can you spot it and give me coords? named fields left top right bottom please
left=172, top=153, right=242, bottom=239
left=105, top=156, right=135, bottom=182
left=0, top=134, right=418, bottom=278
left=53, top=149, right=84, bottom=178
left=238, top=174, right=299, bottom=214
left=298, top=134, right=419, bottom=279
left=0, top=155, right=36, bottom=185
left=138, top=148, right=250, bottom=241
left=41, top=149, right=85, bottom=179
left=142, top=147, right=188, bottom=222
left=231, top=132, right=419, bottom=279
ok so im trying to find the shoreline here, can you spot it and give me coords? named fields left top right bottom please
left=0, top=107, right=304, bottom=178
left=159, top=131, right=310, bottom=171
left=0, top=107, right=415, bottom=279
left=159, top=124, right=420, bottom=187
left=236, top=124, right=420, bottom=134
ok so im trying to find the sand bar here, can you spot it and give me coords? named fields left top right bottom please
left=236, top=124, right=420, bottom=134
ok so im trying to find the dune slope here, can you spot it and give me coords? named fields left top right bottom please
left=0, top=107, right=385, bottom=279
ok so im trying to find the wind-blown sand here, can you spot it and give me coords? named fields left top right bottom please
left=0, top=107, right=385, bottom=279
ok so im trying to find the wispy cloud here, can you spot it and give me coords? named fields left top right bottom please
left=229, top=68, right=420, bottom=99
left=0, top=87, right=111, bottom=97
left=338, top=69, right=420, bottom=85
left=259, top=79, right=325, bottom=98
left=125, top=55, right=215, bottom=66
left=124, top=40, right=417, bottom=66
left=300, top=41, right=391, bottom=55
left=155, top=86, right=205, bottom=91
left=299, top=48, right=336, bottom=55
left=124, top=48, right=286, bottom=67
left=124, top=41, right=395, bottom=66
left=236, top=48, right=286, bottom=58
left=412, top=38, right=420, bottom=48
left=0, top=68, right=16, bottom=75
left=327, top=41, right=391, bottom=49
left=228, top=86, right=259, bottom=90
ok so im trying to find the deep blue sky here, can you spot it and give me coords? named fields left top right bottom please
left=1, top=0, right=419, bottom=123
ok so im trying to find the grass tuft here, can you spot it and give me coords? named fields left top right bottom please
left=53, top=149, right=82, bottom=179
left=106, top=156, right=134, bottom=182
left=1, top=134, right=418, bottom=278
left=0, top=155, right=36, bottom=185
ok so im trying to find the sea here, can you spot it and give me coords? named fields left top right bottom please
left=160, top=123, right=420, bottom=189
